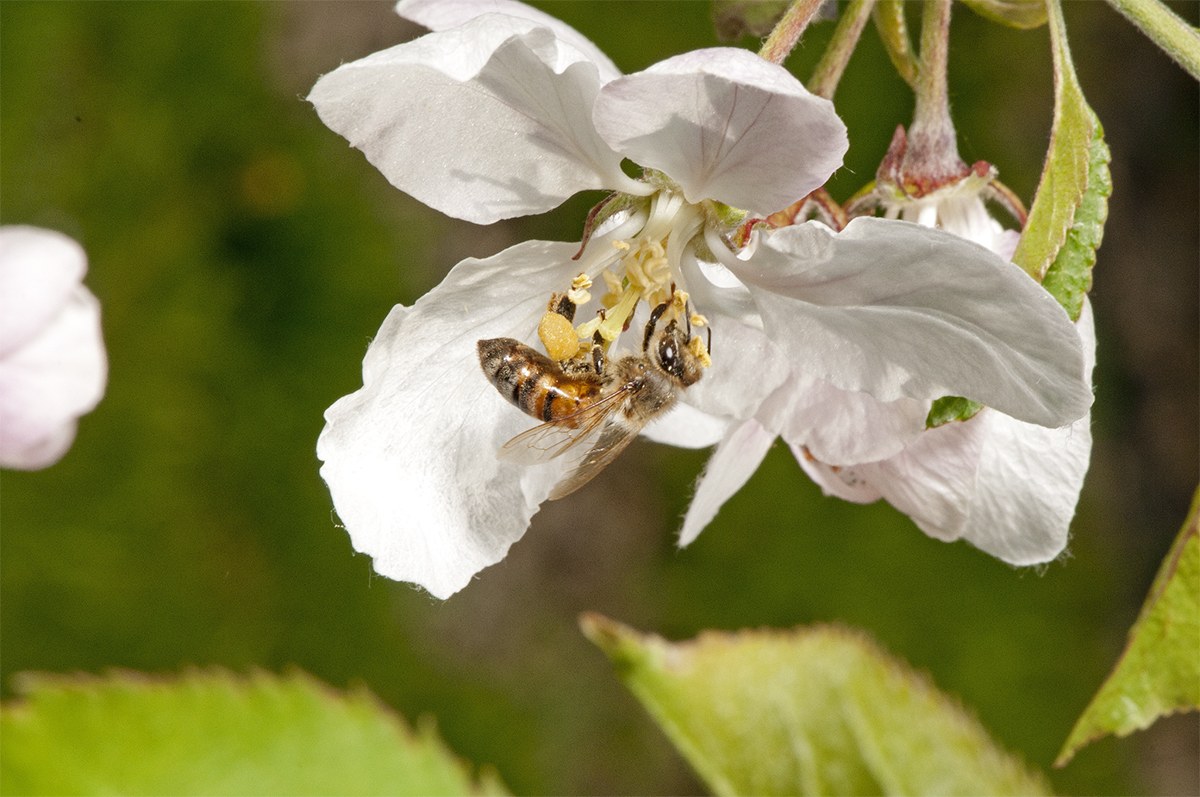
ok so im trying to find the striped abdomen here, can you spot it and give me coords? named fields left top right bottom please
left=478, top=338, right=602, bottom=423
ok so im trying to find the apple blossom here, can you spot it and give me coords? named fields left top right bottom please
left=0, top=226, right=107, bottom=470
left=310, top=0, right=1092, bottom=597
left=779, top=138, right=1097, bottom=565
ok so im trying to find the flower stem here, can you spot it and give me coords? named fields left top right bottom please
left=905, top=0, right=967, bottom=185
left=808, top=0, right=876, bottom=99
left=1103, top=0, right=1200, bottom=81
left=873, top=0, right=918, bottom=87
left=759, top=0, right=826, bottom=64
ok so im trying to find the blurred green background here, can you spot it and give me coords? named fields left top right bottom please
left=2, top=2, right=1196, bottom=794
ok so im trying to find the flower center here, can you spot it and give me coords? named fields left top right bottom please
left=543, top=188, right=711, bottom=366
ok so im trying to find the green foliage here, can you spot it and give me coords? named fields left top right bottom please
left=582, top=614, right=1051, bottom=797
left=1011, top=0, right=1108, bottom=305
left=926, top=396, right=984, bottom=429
left=1057, top=489, right=1200, bottom=766
left=0, top=669, right=504, bottom=796
left=1041, top=111, right=1111, bottom=320
left=960, top=0, right=1048, bottom=30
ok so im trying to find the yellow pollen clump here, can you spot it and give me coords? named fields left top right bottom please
left=688, top=334, right=713, bottom=368
left=538, top=311, right=580, bottom=361
left=690, top=312, right=709, bottom=328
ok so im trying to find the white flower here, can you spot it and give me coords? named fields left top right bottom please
left=767, top=173, right=1096, bottom=565
left=0, top=226, right=107, bottom=470
left=310, top=0, right=1092, bottom=598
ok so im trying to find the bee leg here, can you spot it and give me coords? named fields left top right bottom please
left=590, top=331, right=606, bottom=375
left=549, top=292, right=576, bottom=323
left=643, top=299, right=671, bottom=354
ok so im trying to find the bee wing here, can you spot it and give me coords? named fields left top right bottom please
left=546, top=420, right=641, bottom=500
left=496, top=386, right=633, bottom=467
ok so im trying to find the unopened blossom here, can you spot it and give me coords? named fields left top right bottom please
left=0, top=226, right=107, bottom=470
left=310, top=0, right=1091, bottom=598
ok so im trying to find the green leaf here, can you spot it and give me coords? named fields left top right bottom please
left=0, top=669, right=506, bottom=797
left=871, top=0, right=919, bottom=88
left=1040, top=116, right=1111, bottom=320
left=1011, top=0, right=1108, bottom=296
left=926, top=396, right=985, bottom=429
left=1056, top=488, right=1200, bottom=767
left=711, top=0, right=792, bottom=41
left=959, top=0, right=1048, bottom=30
left=581, top=614, right=1050, bottom=797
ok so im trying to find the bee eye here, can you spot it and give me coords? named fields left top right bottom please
left=657, top=335, right=683, bottom=378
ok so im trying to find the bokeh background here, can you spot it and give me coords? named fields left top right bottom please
left=2, top=1, right=1196, bottom=794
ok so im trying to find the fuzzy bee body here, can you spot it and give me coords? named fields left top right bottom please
left=477, top=338, right=603, bottom=423
left=477, top=299, right=704, bottom=499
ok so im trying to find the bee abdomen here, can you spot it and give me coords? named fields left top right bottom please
left=478, top=338, right=600, bottom=422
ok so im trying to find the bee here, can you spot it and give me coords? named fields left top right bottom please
left=477, top=299, right=704, bottom=499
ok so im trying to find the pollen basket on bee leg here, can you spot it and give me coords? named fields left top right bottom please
left=538, top=311, right=580, bottom=361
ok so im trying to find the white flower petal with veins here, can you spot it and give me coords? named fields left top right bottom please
left=732, top=217, right=1091, bottom=427
left=593, top=48, right=848, bottom=213
left=309, top=15, right=640, bottom=224
left=318, top=241, right=587, bottom=599
left=396, top=0, right=622, bottom=83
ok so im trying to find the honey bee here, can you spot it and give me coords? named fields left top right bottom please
left=477, top=299, right=704, bottom=499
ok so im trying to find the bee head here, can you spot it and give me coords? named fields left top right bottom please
left=645, top=316, right=703, bottom=388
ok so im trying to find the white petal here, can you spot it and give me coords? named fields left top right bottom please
left=316, top=241, right=583, bottom=599
left=593, top=48, right=847, bottom=213
left=812, top=300, right=1097, bottom=564
left=848, top=418, right=986, bottom=542
left=733, top=217, right=1092, bottom=427
left=309, top=15, right=639, bottom=225
left=791, top=442, right=884, bottom=504
left=0, top=286, right=107, bottom=470
left=679, top=418, right=776, bottom=546
left=396, top=0, right=621, bottom=83
left=0, top=226, right=88, bottom=358
left=762, top=371, right=929, bottom=465
left=683, top=313, right=789, bottom=422
left=955, top=299, right=1097, bottom=563
left=641, top=401, right=729, bottom=449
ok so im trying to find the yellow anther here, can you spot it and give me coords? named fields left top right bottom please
left=623, top=237, right=669, bottom=293
left=597, top=285, right=640, bottom=342
left=539, top=311, right=580, bottom=361
left=567, top=285, right=592, bottom=305
left=688, top=335, right=712, bottom=368
left=671, top=290, right=690, bottom=316
left=575, top=316, right=602, bottom=340
left=690, top=312, right=709, bottom=328
left=599, top=268, right=624, bottom=309
left=612, top=239, right=631, bottom=251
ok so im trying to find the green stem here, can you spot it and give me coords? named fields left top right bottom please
left=759, top=0, right=826, bottom=64
left=905, top=0, right=966, bottom=183
left=808, top=0, right=877, bottom=99
left=872, top=0, right=919, bottom=87
left=1103, top=0, right=1200, bottom=81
